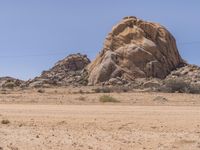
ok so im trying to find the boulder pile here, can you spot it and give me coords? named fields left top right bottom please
left=0, top=77, right=24, bottom=89
left=165, top=64, right=200, bottom=85
left=27, top=53, right=90, bottom=87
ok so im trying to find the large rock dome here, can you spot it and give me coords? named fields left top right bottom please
left=87, top=16, right=184, bottom=85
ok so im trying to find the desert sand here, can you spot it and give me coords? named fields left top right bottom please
left=0, top=88, right=200, bottom=150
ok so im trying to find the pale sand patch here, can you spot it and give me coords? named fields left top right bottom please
left=0, top=104, right=200, bottom=150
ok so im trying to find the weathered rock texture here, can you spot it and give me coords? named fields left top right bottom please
left=87, top=16, right=184, bottom=85
left=27, top=53, right=90, bottom=87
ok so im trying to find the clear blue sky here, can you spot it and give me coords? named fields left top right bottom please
left=0, top=0, right=200, bottom=80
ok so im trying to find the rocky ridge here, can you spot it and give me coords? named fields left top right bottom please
left=26, top=53, right=90, bottom=88
left=0, top=77, right=24, bottom=89
left=0, top=16, right=199, bottom=90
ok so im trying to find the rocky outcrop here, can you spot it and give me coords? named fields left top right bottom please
left=87, top=16, right=184, bottom=85
left=165, top=64, right=200, bottom=85
left=1, top=16, right=198, bottom=90
left=27, top=53, right=90, bottom=87
left=0, top=77, right=24, bottom=89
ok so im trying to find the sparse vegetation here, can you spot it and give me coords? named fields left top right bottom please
left=78, top=89, right=84, bottom=94
left=153, top=96, right=168, bottom=103
left=99, top=95, right=120, bottom=103
left=163, top=78, right=190, bottom=93
left=189, top=84, right=200, bottom=94
left=0, top=89, right=7, bottom=94
left=1, top=119, right=10, bottom=124
left=93, top=87, right=112, bottom=93
left=37, top=89, right=45, bottom=93
left=4, top=82, right=15, bottom=89
left=160, top=78, right=200, bottom=94
left=77, top=96, right=86, bottom=101
left=73, top=89, right=91, bottom=94
left=93, top=86, right=131, bottom=93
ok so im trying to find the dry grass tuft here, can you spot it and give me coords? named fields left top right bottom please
left=77, top=96, right=86, bottom=101
left=37, top=89, right=45, bottom=93
left=99, top=95, right=120, bottom=103
left=1, top=119, right=10, bottom=124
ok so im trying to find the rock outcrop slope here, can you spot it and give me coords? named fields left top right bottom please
left=27, top=53, right=90, bottom=87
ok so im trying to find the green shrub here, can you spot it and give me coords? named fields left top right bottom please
left=164, top=79, right=190, bottom=93
left=162, top=79, right=200, bottom=94
left=99, top=95, right=120, bottom=103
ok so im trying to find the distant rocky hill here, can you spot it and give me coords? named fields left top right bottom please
left=26, top=53, right=90, bottom=88
left=0, top=16, right=200, bottom=90
left=0, top=77, right=24, bottom=89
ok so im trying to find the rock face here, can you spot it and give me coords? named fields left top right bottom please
left=87, top=16, right=184, bottom=85
left=27, top=53, right=90, bottom=87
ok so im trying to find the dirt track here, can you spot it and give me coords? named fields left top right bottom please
left=0, top=104, right=200, bottom=150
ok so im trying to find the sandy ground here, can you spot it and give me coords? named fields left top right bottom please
left=0, top=88, right=200, bottom=150
left=1, top=105, right=200, bottom=150
left=0, top=87, right=200, bottom=106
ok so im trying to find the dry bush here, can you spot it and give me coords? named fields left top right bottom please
left=114, top=86, right=130, bottom=92
left=93, top=87, right=111, bottom=93
left=99, top=95, right=120, bottom=103
left=3, top=82, right=15, bottom=89
left=77, top=96, right=86, bottom=101
left=78, top=89, right=84, bottom=94
left=189, top=84, right=200, bottom=94
left=162, top=79, right=190, bottom=93
left=93, top=86, right=130, bottom=93
left=1, top=119, right=10, bottom=124
left=161, top=78, right=200, bottom=94
left=73, top=89, right=91, bottom=94
left=0, top=89, right=7, bottom=94
left=37, top=89, right=45, bottom=93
